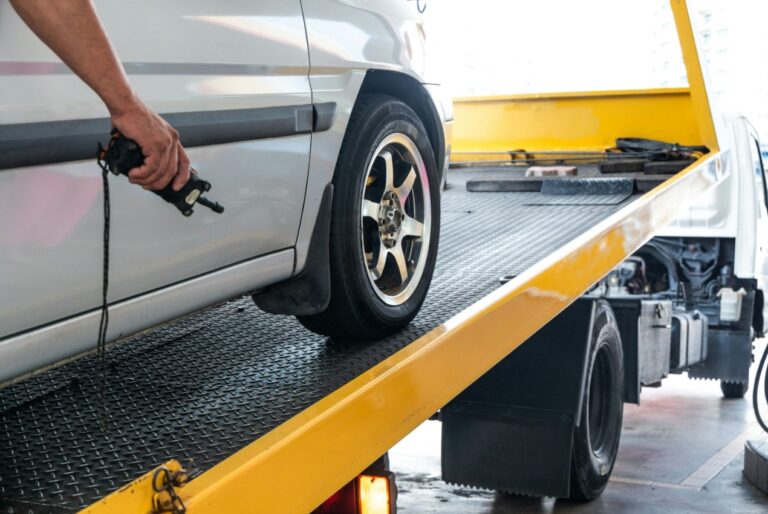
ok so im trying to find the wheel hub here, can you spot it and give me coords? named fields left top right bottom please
left=379, top=191, right=403, bottom=247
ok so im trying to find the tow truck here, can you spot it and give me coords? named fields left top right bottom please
left=0, top=1, right=764, bottom=512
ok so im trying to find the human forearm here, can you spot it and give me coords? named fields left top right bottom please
left=10, top=0, right=190, bottom=190
left=9, top=0, right=137, bottom=115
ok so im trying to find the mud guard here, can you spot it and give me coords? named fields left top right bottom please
left=253, top=184, right=333, bottom=316
left=441, top=299, right=596, bottom=498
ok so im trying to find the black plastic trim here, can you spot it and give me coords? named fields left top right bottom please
left=0, top=102, right=337, bottom=170
left=251, top=183, right=333, bottom=316
left=313, top=102, right=337, bottom=132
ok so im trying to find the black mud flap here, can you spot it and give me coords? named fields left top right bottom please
left=253, top=184, right=333, bottom=316
left=441, top=299, right=595, bottom=498
left=688, top=328, right=753, bottom=383
left=689, top=289, right=755, bottom=384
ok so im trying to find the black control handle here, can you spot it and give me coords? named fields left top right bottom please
left=99, top=131, right=224, bottom=216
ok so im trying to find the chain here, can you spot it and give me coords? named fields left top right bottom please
left=152, top=467, right=188, bottom=514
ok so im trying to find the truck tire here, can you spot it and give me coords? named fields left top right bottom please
left=570, top=301, right=624, bottom=501
left=721, top=380, right=748, bottom=399
left=298, top=95, right=440, bottom=340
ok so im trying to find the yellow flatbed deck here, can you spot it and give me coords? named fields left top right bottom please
left=0, top=156, right=726, bottom=513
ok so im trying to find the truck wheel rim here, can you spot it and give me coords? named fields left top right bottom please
left=360, top=133, right=432, bottom=306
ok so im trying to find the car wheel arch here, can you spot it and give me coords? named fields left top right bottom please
left=356, top=70, right=445, bottom=180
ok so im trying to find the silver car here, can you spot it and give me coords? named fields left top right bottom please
left=0, top=0, right=452, bottom=384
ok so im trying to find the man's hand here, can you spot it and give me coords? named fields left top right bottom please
left=111, top=100, right=191, bottom=191
left=9, top=0, right=190, bottom=191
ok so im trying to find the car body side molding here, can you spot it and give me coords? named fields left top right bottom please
left=0, top=102, right=337, bottom=170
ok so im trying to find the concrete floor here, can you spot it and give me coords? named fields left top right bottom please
left=390, top=344, right=768, bottom=513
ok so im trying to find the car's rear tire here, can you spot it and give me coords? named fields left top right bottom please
left=569, top=301, right=624, bottom=501
left=298, top=95, right=440, bottom=341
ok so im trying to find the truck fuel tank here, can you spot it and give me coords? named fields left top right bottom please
left=671, top=311, right=709, bottom=371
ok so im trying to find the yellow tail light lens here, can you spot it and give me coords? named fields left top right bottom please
left=357, top=474, right=391, bottom=514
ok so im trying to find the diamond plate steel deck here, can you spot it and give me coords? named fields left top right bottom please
left=0, top=168, right=641, bottom=512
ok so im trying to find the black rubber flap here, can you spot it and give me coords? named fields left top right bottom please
left=643, top=159, right=696, bottom=175
left=541, top=177, right=634, bottom=196
left=636, top=175, right=670, bottom=193
left=466, top=178, right=541, bottom=192
left=599, top=159, right=647, bottom=174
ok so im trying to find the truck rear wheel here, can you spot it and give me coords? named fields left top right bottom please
left=298, top=95, right=440, bottom=340
left=721, top=380, right=748, bottom=399
left=569, top=301, right=624, bottom=501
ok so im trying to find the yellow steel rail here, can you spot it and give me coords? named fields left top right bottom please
left=79, top=1, right=723, bottom=512
left=452, top=88, right=703, bottom=157
left=670, top=0, right=720, bottom=152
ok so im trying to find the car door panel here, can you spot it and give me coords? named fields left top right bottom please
left=0, top=0, right=311, bottom=339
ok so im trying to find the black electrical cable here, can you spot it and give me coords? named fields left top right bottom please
left=614, top=137, right=709, bottom=160
left=96, top=152, right=111, bottom=432
left=754, top=340, right=768, bottom=434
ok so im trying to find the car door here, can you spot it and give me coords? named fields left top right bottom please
left=0, top=0, right=311, bottom=341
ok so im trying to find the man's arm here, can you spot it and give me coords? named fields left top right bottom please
left=9, top=0, right=190, bottom=191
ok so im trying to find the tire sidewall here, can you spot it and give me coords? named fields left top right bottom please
left=571, top=304, right=624, bottom=499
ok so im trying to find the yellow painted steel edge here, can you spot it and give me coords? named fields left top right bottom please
left=454, top=87, right=691, bottom=104
left=162, top=153, right=724, bottom=513
left=451, top=89, right=701, bottom=156
left=78, top=460, right=183, bottom=514
left=671, top=0, right=719, bottom=151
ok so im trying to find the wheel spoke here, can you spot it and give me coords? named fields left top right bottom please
left=400, top=215, right=424, bottom=238
left=396, top=167, right=417, bottom=204
left=361, top=199, right=380, bottom=221
left=361, top=134, right=431, bottom=304
left=380, top=150, right=395, bottom=191
left=391, top=243, right=409, bottom=284
left=370, top=243, right=388, bottom=279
